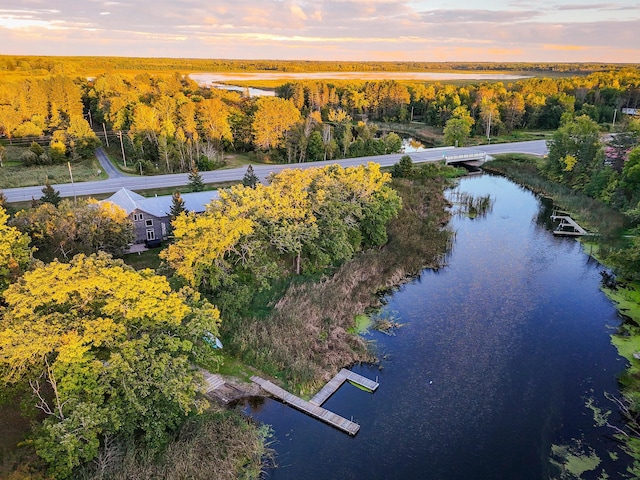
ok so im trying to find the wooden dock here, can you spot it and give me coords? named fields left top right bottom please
left=310, top=368, right=379, bottom=406
left=550, top=214, right=589, bottom=236
left=251, top=369, right=379, bottom=435
left=251, top=376, right=361, bottom=435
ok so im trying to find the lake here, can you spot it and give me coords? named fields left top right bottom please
left=189, top=71, right=531, bottom=98
left=189, top=71, right=530, bottom=84
left=241, top=174, right=628, bottom=479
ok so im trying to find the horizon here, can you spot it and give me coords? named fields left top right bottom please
left=1, top=1, right=639, bottom=64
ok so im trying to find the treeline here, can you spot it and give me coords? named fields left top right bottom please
left=278, top=69, right=640, bottom=131
left=1, top=55, right=636, bottom=75
left=2, top=68, right=640, bottom=176
left=85, top=68, right=640, bottom=173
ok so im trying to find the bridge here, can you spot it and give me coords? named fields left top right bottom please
left=442, top=149, right=489, bottom=167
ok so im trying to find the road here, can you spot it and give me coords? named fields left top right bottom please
left=2, top=140, right=548, bottom=203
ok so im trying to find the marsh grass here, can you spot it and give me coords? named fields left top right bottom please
left=223, top=176, right=453, bottom=395
left=76, top=408, right=270, bottom=480
left=449, top=190, right=494, bottom=218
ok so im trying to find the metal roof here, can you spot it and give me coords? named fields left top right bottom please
left=104, top=188, right=220, bottom=218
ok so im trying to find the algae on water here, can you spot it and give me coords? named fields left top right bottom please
left=550, top=441, right=602, bottom=479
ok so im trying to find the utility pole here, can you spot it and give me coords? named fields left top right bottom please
left=486, top=111, right=492, bottom=144
left=612, top=108, right=617, bottom=129
left=118, top=131, right=127, bottom=167
left=102, top=123, right=109, bottom=147
left=67, top=162, right=76, bottom=203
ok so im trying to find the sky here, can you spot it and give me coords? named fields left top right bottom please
left=0, top=0, right=639, bottom=63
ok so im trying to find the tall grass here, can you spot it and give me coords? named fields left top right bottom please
left=223, top=176, right=453, bottom=394
left=76, top=408, right=269, bottom=480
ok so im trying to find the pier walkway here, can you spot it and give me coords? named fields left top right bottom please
left=251, top=369, right=379, bottom=436
left=550, top=213, right=590, bottom=236
left=310, top=368, right=379, bottom=406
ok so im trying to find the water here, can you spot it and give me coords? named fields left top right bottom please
left=189, top=72, right=530, bottom=83
left=401, top=137, right=428, bottom=153
left=242, top=175, right=627, bottom=479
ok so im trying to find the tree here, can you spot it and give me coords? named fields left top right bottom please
left=252, top=97, right=301, bottom=150
left=618, top=147, right=640, bottom=206
left=392, top=155, right=415, bottom=178
left=443, top=107, right=475, bottom=147
left=0, top=206, right=31, bottom=293
left=545, top=115, right=602, bottom=188
left=242, top=164, right=260, bottom=188
left=11, top=199, right=133, bottom=262
left=66, top=115, right=101, bottom=159
left=188, top=168, right=205, bottom=192
left=40, top=182, right=61, bottom=206
left=0, top=253, right=221, bottom=477
left=169, top=191, right=187, bottom=220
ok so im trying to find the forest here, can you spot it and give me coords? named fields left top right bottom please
left=0, top=65, right=638, bottom=179
left=0, top=55, right=636, bottom=76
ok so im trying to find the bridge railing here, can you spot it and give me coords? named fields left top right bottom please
left=443, top=152, right=488, bottom=164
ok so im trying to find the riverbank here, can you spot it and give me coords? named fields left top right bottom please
left=221, top=168, right=454, bottom=395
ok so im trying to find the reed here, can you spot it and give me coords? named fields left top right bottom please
left=222, top=175, right=453, bottom=394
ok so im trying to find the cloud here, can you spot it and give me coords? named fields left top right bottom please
left=0, top=0, right=638, bottom=62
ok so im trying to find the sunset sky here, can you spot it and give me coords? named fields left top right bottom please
left=1, top=0, right=639, bottom=62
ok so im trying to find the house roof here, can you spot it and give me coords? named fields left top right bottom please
left=104, top=188, right=220, bottom=218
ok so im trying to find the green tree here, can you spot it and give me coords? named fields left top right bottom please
left=384, top=132, right=403, bottom=154
left=618, top=147, right=640, bottom=206
left=188, top=168, right=205, bottom=192
left=242, top=164, right=260, bottom=188
left=170, top=191, right=187, bottom=220
left=12, top=199, right=133, bottom=262
left=40, top=182, right=61, bottom=206
left=0, top=253, right=221, bottom=478
left=545, top=114, right=602, bottom=189
left=392, top=155, right=415, bottom=178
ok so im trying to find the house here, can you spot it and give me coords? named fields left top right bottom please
left=103, top=188, right=220, bottom=245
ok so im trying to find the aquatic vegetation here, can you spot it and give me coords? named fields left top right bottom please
left=550, top=441, right=602, bottom=479
left=348, top=314, right=372, bottom=334
left=448, top=189, right=494, bottom=218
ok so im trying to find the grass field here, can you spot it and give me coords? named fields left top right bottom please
left=0, top=157, right=107, bottom=189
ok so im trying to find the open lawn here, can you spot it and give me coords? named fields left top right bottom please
left=0, top=157, right=107, bottom=189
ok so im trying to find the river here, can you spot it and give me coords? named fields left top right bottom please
left=241, top=174, right=628, bottom=479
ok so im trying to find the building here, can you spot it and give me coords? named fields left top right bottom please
left=103, top=188, right=220, bottom=245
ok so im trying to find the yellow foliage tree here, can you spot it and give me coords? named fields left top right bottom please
left=0, top=253, right=221, bottom=477
left=252, top=97, right=301, bottom=150
left=0, top=206, right=31, bottom=292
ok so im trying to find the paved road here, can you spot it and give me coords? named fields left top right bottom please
left=2, top=140, right=548, bottom=203
left=95, top=147, right=126, bottom=179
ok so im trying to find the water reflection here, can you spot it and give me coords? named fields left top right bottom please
left=244, top=174, right=626, bottom=479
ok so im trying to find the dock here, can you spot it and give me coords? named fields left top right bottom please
left=251, top=369, right=379, bottom=436
left=310, top=368, right=379, bottom=406
left=550, top=214, right=589, bottom=236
